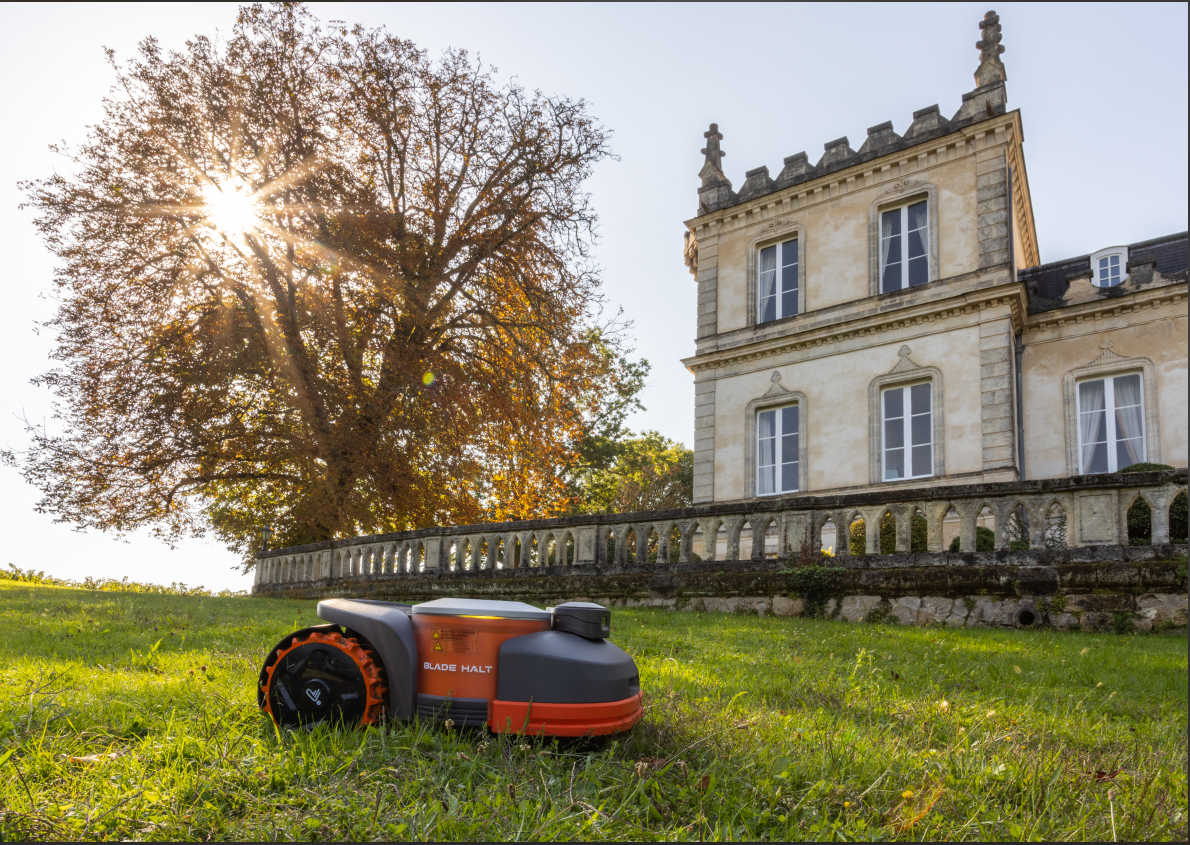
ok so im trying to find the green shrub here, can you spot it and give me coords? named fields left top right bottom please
left=948, top=526, right=995, bottom=552
left=851, top=512, right=928, bottom=555
left=1119, top=462, right=1176, bottom=474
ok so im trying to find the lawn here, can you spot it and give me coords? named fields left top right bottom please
left=0, top=581, right=1185, bottom=841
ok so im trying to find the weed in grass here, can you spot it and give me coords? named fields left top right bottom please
left=0, top=581, right=1185, bottom=840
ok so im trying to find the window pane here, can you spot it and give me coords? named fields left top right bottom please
left=759, top=409, right=775, bottom=439
left=907, top=201, right=927, bottom=231
left=759, top=245, right=777, bottom=321
left=782, top=432, right=798, bottom=464
left=781, top=259, right=798, bottom=317
left=782, top=405, right=799, bottom=435
left=758, top=465, right=775, bottom=495
left=884, top=387, right=904, bottom=419
left=1078, top=380, right=1106, bottom=412
left=884, top=418, right=904, bottom=449
left=1085, top=441, right=1109, bottom=474
left=781, top=239, right=798, bottom=266
left=911, top=413, right=931, bottom=446
left=910, top=383, right=931, bottom=415
left=1116, top=437, right=1144, bottom=470
left=907, top=225, right=927, bottom=259
left=885, top=447, right=905, bottom=480
left=760, top=294, right=776, bottom=324
left=781, top=287, right=797, bottom=318
left=908, top=255, right=928, bottom=287
left=881, top=260, right=902, bottom=293
left=781, top=460, right=799, bottom=493
left=881, top=208, right=901, bottom=237
left=911, top=444, right=932, bottom=477
left=1109, top=255, right=1119, bottom=268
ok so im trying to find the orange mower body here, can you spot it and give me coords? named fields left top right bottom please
left=258, top=598, right=643, bottom=736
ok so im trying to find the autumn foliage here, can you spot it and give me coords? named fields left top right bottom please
left=13, top=5, right=634, bottom=551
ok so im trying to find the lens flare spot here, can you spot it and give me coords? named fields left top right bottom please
left=422, top=372, right=435, bottom=386
left=202, top=177, right=260, bottom=236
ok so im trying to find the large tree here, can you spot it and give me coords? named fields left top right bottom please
left=11, top=4, right=630, bottom=552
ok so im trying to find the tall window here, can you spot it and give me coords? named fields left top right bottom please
left=757, top=404, right=799, bottom=495
left=758, top=238, right=798, bottom=324
left=882, top=382, right=932, bottom=481
left=1077, top=373, right=1145, bottom=473
left=880, top=200, right=929, bottom=293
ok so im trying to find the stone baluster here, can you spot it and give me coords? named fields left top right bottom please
left=677, top=520, right=695, bottom=563
left=723, top=516, right=744, bottom=561
left=953, top=502, right=981, bottom=552
left=699, top=517, right=720, bottom=561
left=857, top=508, right=883, bottom=555
left=611, top=525, right=627, bottom=565
left=634, top=524, right=650, bottom=565
left=654, top=522, right=672, bottom=565
left=830, top=510, right=852, bottom=556
left=891, top=504, right=914, bottom=553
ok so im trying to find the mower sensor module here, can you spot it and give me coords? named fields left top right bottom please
left=258, top=598, right=643, bottom=736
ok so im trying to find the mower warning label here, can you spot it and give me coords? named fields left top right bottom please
left=430, top=629, right=477, bottom=654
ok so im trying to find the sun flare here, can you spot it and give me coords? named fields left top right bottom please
left=201, top=178, right=260, bottom=237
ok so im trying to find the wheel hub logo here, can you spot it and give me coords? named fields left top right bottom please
left=305, top=687, right=322, bottom=704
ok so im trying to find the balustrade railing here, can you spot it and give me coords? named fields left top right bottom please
left=253, top=471, right=1187, bottom=590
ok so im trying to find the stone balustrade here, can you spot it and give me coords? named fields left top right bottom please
left=252, top=470, right=1187, bottom=590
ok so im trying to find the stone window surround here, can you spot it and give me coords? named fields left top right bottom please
left=746, top=221, right=807, bottom=329
left=743, top=380, right=809, bottom=500
left=868, top=367, right=947, bottom=485
left=1062, top=353, right=1161, bottom=477
left=867, top=180, right=940, bottom=297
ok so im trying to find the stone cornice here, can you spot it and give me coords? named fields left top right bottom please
left=682, top=266, right=1027, bottom=374
left=685, top=110, right=1024, bottom=237
left=1023, top=280, right=1188, bottom=335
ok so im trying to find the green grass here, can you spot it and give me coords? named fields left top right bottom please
left=0, top=582, right=1185, bottom=841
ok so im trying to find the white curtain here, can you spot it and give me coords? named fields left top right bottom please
left=880, top=212, right=894, bottom=271
left=759, top=247, right=777, bottom=305
left=1113, top=374, right=1145, bottom=465
left=1078, top=380, right=1105, bottom=472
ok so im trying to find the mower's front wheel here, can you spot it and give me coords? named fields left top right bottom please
left=258, top=629, right=387, bottom=728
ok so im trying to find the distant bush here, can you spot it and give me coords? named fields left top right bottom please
left=0, top=563, right=245, bottom=596
left=948, top=526, right=996, bottom=552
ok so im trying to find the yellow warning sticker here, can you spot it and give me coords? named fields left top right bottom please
left=431, top=629, right=477, bottom=654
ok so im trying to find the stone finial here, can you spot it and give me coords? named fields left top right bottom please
left=701, top=123, right=725, bottom=171
left=974, top=10, right=1007, bottom=86
left=697, top=122, right=735, bottom=213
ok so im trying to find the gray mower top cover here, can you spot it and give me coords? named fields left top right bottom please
left=409, top=597, right=552, bottom=621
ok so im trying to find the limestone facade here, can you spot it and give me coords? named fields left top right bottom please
left=681, top=12, right=1187, bottom=506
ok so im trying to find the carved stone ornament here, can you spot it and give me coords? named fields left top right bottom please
left=770, top=371, right=782, bottom=382
left=974, top=10, right=1007, bottom=86
left=701, top=123, right=725, bottom=171
left=683, top=230, right=698, bottom=279
left=759, top=218, right=790, bottom=233
left=1088, top=338, right=1128, bottom=366
left=888, top=345, right=922, bottom=373
left=880, top=178, right=928, bottom=197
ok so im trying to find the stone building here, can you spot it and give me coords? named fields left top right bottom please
left=681, top=11, right=1188, bottom=546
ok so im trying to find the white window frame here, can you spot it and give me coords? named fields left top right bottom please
left=757, top=238, right=799, bottom=324
left=1090, top=246, right=1129, bottom=288
left=879, top=199, right=930, bottom=293
left=1076, top=372, right=1146, bottom=474
left=756, top=403, right=799, bottom=496
left=880, top=381, right=933, bottom=482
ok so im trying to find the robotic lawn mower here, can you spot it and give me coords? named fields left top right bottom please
left=258, top=598, right=643, bottom=736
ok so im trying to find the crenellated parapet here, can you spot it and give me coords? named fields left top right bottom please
left=695, top=10, right=1010, bottom=216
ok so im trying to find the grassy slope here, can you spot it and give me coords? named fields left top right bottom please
left=0, top=582, right=1185, bottom=842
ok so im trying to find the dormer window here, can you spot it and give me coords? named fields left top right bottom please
left=880, top=199, right=929, bottom=293
left=1091, top=246, right=1128, bottom=288
left=758, top=238, right=798, bottom=323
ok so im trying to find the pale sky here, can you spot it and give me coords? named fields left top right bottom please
left=1, top=3, right=1186, bottom=591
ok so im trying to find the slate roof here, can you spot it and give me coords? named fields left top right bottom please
left=1018, top=232, right=1188, bottom=304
